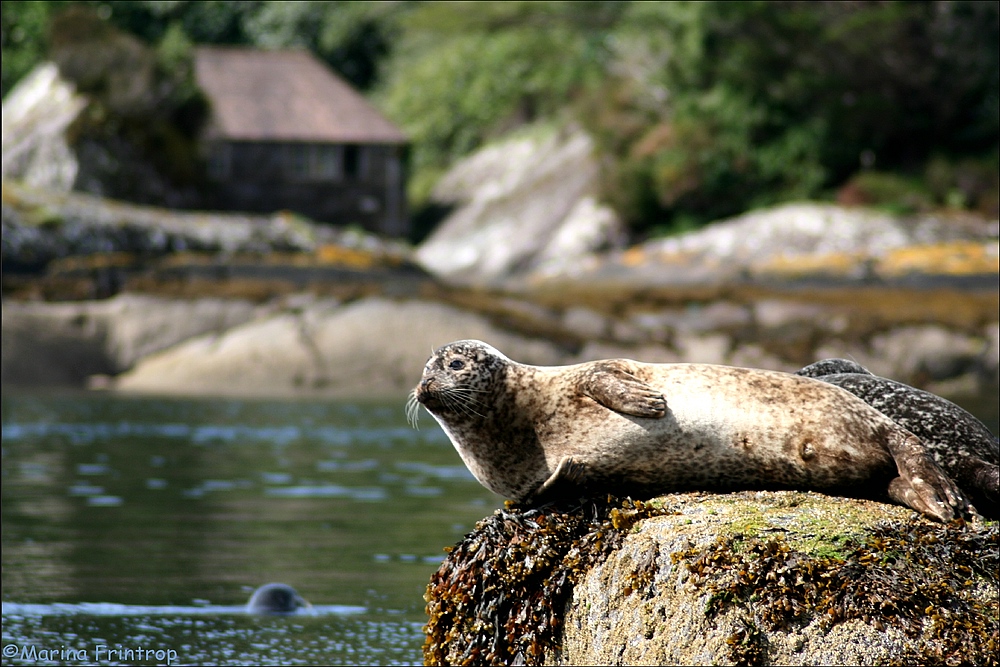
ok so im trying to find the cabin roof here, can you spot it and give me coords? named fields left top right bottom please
left=193, top=46, right=407, bottom=144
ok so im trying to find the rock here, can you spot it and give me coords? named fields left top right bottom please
left=1, top=294, right=261, bottom=388
left=415, top=126, right=627, bottom=284
left=113, top=297, right=567, bottom=397
left=863, top=325, right=986, bottom=383
left=726, top=344, right=797, bottom=374
left=1, top=58, right=199, bottom=208
left=560, top=307, right=609, bottom=340
left=753, top=299, right=833, bottom=331
left=982, top=322, right=1000, bottom=384
left=673, top=332, right=730, bottom=364
left=424, top=493, right=998, bottom=667
left=643, top=203, right=997, bottom=270
left=572, top=342, right=680, bottom=365
left=1, top=180, right=327, bottom=267
left=1, top=63, right=87, bottom=193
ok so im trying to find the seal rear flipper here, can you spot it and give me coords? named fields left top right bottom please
left=966, top=459, right=999, bottom=519
left=579, top=361, right=666, bottom=419
left=885, top=430, right=974, bottom=522
left=525, top=457, right=590, bottom=505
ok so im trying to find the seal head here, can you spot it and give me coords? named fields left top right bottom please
left=414, top=340, right=510, bottom=417
left=246, top=583, right=310, bottom=615
left=413, top=340, right=550, bottom=500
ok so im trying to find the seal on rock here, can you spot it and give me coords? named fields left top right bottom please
left=797, top=359, right=999, bottom=518
left=410, top=340, right=972, bottom=522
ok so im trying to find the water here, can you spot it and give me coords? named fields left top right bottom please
left=1, top=392, right=501, bottom=666
left=3, top=390, right=997, bottom=666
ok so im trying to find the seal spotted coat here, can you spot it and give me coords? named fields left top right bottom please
left=797, top=358, right=999, bottom=518
left=410, top=340, right=972, bottom=522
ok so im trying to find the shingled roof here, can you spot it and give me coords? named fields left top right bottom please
left=194, top=46, right=407, bottom=144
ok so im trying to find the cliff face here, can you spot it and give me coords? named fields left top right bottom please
left=424, top=492, right=999, bottom=667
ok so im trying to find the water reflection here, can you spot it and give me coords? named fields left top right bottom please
left=2, top=392, right=500, bottom=665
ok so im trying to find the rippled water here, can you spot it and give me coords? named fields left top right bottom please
left=3, top=389, right=997, bottom=666
left=1, top=392, right=501, bottom=666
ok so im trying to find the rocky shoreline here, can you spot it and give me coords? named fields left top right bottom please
left=3, top=285, right=997, bottom=399
left=3, top=128, right=998, bottom=398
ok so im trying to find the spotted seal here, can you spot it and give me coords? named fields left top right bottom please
left=246, top=583, right=310, bottom=615
left=409, top=340, right=972, bottom=522
left=797, top=359, right=999, bottom=518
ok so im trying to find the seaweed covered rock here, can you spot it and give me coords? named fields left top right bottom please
left=424, top=492, right=998, bottom=666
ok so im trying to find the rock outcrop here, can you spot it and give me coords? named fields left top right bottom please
left=2, top=289, right=997, bottom=397
left=112, top=298, right=566, bottom=398
left=1, top=63, right=88, bottom=194
left=2, top=179, right=340, bottom=268
left=1, top=294, right=262, bottom=388
left=415, top=126, right=627, bottom=284
left=643, top=203, right=998, bottom=272
left=424, top=492, right=998, bottom=667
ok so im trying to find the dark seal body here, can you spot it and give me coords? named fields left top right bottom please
left=798, top=359, right=999, bottom=518
left=412, top=340, right=971, bottom=522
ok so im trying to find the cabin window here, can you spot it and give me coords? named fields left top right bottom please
left=287, top=144, right=342, bottom=181
left=315, top=145, right=339, bottom=179
left=288, top=144, right=310, bottom=179
left=343, top=145, right=362, bottom=179
left=207, top=143, right=232, bottom=179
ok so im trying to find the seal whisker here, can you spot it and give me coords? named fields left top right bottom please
left=443, top=389, right=485, bottom=420
left=405, top=391, right=421, bottom=429
left=446, top=389, right=488, bottom=418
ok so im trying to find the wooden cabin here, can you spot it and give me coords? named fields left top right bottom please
left=194, top=47, right=408, bottom=236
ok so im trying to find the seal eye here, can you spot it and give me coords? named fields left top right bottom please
left=449, top=359, right=465, bottom=371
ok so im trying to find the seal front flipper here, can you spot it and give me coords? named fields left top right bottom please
left=527, top=456, right=589, bottom=505
left=885, top=430, right=974, bottom=521
left=579, top=360, right=666, bottom=419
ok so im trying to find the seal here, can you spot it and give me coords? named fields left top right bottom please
left=246, top=583, right=310, bottom=615
left=797, top=359, right=999, bottom=518
left=410, top=340, right=972, bottom=522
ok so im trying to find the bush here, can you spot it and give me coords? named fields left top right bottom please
left=584, top=1, right=1000, bottom=234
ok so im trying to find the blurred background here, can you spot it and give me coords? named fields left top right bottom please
left=2, top=2, right=997, bottom=665
left=2, top=0, right=997, bottom=398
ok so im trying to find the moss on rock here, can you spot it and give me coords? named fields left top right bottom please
left=424, top=492, right=998, bottom=666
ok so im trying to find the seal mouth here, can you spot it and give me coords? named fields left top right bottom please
left=405, top=381, right=442, bottom=429
left=413, top=377, right=487, bottom=422
left=413, top=380, right=446, bottom=416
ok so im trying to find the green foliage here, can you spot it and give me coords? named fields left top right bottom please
left=1, top=0, right=67, bottom=97
left=3, top=1, right=998, bottom=232
left=377, top=1, right=621, bottom=204
left=384, top=0, right=1000, bottom=228
left=839, top=171, right=935, bottom=216
left=587, top=0, right=1000, bottom=233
